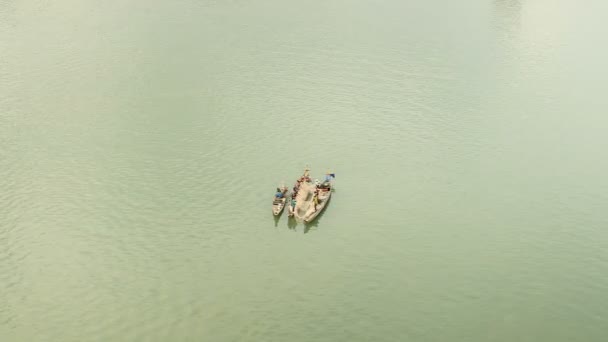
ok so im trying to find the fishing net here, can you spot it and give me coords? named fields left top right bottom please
left=294, top=181, right=316, bottom=218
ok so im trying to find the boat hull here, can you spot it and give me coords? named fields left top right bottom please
left=272, top=198, right=286, bottom=216
left=293, top=181, right=331, bottom=222
left=303, top=191, right=331, bottom=222
left=272, top=187, right=288, bottom=216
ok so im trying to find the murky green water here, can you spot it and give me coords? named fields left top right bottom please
left=2, top=1, right=607, bottom=341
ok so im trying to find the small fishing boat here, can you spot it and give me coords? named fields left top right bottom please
left=272, top=185, right=288, bottom=216
left=292, top=169, right=334, bottom=222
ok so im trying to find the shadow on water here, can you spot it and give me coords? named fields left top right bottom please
left=273, top=214, right=281, bottom=227
left=287, top=216, right=297, bottom=230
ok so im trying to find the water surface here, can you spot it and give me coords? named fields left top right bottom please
left=1, top=0, right=608, bottom=341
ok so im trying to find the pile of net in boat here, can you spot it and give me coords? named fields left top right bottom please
left=294, top=181, right=316, bottom=218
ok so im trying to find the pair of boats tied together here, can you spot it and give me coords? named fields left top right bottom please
left=272, top=168, right=335, bottom=222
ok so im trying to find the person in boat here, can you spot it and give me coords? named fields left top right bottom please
left=275, top=191, right=284, bottom=199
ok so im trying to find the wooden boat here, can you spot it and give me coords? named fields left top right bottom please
left=292, top=170, right=333, bottom=222
left=288, top=168, right=311, bottom=217
left=272, top=186, right=288, bottom=216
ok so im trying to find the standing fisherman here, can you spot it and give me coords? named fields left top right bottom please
left=313, top=189, right=319, bottom=211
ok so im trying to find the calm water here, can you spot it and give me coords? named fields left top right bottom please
left=2, top=0, right=608, bottom=341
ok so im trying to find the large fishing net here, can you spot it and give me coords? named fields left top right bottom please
left=294, top=180, right=316, bottom=218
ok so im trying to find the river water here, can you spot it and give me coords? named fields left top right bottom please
left=1, top=1, right=607, bottom=341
